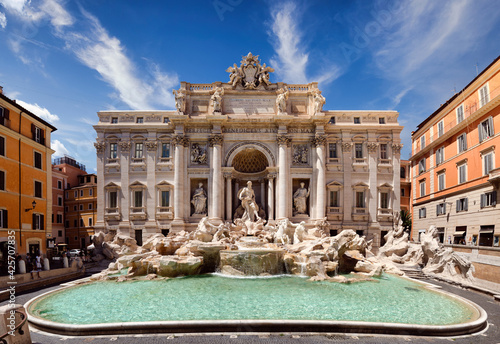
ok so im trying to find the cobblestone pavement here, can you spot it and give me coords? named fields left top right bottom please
left=2, top=277, right=499, bottom=344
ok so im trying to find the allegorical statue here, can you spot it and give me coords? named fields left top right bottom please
left=293, top=182, right=310, bottom=215
left=211, top=87, right=224, bottom=113
left=226, top=63, right=243, bottom=88
left=191, top=183, right=207, bottom=215
left=238, top=181, right=260, bottom=222
left=172, top=88, right=186, bottom=113
left=276, top=87, right=289, bottom=115
left=313, top=89, right=325, bottom=114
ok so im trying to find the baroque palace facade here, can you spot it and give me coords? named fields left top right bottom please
left=94, top=53, right=403, bottom=248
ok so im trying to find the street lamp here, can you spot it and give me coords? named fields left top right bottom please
left=25, top=200, right=36, bottom=212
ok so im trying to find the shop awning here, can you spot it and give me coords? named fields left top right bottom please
left=453, top=231, right=465, bottom=236
left=479, top=229, right=494, bottom=234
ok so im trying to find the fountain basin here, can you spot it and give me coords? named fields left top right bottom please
left=219, top=249, right=285, bottom=276
left=25, top=274, right=487, bottom=336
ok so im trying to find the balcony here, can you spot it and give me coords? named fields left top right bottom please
left=130, top=157, right=146, bottom=171
left=129, top=206, right=147, bottom=220
left=156, top=206, right=174, bottom=219
left=377, top=208, right=393, bottom=222
left=104, top=207, right=121, bottom=221
left=327, top=206, right=343, bottom=221
left=352, top=207, right=369, bottom=221
left=326, top=158, right=342, bottom=171
left=352, top=158, right=368, bottom=172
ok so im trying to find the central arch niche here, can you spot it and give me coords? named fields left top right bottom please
left=232, top=148, right=269, bottom=173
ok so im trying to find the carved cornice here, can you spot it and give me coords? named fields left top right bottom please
left=171, top=135, right=189, bottom=147
left=392, top=143, right=403, bottom=153
left=145, top=141, right=158, bottom=151
left=367, top=142, right=379, bottom=153
left=312, top=135, right=327, bottom=147
left=119, top=141, right=131, bottom=151
left=94, top=142, right=105, bottom=153
left=341, top=142, right=352, bottom=152
left=209, top=134, right=224, bottom=147
left=266, top=172, right=277, bottom=180
left=276, top=135, right=291, bottom=147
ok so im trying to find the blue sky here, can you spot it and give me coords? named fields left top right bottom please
left=1, top=0, right=499, bottom=172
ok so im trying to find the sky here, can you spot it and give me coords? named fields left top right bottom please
left=1, top=0, right=499, bottom=173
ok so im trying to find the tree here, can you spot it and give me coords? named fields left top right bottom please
left=400, top=209, right=412, bottom=236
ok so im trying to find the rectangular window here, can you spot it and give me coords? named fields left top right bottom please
left=379, top=117, right=385, bottom=124
left=400, top=167, right=406, bottom=179
left=0, top=170, right=4, bottom=191
left=0, top=209, right=7, bottom=228
left=163, top=117, right=170, bottom=124
left=89, top=189, right=93, bottom=196
left=458, top=163, right=467, bottom=184
left=161, top=143, right=170, bottom=158
left=329, top=143, right=337, bottom=159
left=89, top=218, right=93, bottom=226
left=161, top=190, right=170, bottom=207
left=58, top=230, right=62, bottom=237
left=419, top=158, right=426, bottom=174
left=34, top=151, right=42, bottom=169
left=438, top=172, right=445, bottom=191
left=109, top=191, right=117, bottom=208
left=34, top=181, right=42, bottom=198
left=478, top=117, right=494, bottom=142
left=111, top=117, right=118, bottom=124
left=418, top=207, right=426, bottom=219
left=57, top=180, right=62, bottom=189
left=436, top=202, right=446, bottom=215
left=456, top=105, right=464, bottom=124
left=420, top=135, right=425, bottom=149
left=436, top=147, right=444, bottom=165
left=89, top=203, right=93, bottom=210
left=457, top=133, right=467, bottom=153
left=73, top=205, right=77, bottom=211
left=65, top=191, right=69, bottom=199
left=134, top=143, right=143, bottom=158
left=74, top=190, right=78, bottom=198
left=480, top=191, right=497, bottom=208
left=73, top=220, right=77, bottom=227
left=483, top=152, right=494, bottom=175
left=109, top=143, right=117, bottom=158
left=134, top=190, right=143, bottom=207
left=80, top=218, right=84, bottom=227
left=355, top=191, right=365, bottom=208
left=57, top=196, right=63, bottom=206
left=419, top=180, right=426, bottom=197
left=80, top=190, right=84, bottom=197
left=437, top=121, right=444, bottom=137
left=354, top=117, right=361, bottom=124
left=136, top=117, right=143, bottom=124
left=380, top=192, right=389, bottom=209
left=0, top=136, right=4, bottom=156
left=56, top=214, right=63, bottom=223
left=32, top=213, right=44, bottom=230
left=79, top=204, right=83, bottom=211
left=32, top=125, right=44, bottom=144
left=479, top=84, right=490, bottom=107
left=329, top=190, right=339, bottom=207
left=355, top=143, right=363, bottom=159
left=456, top=198, right=468, bottom=212
left=401, top=188, right=405, bottom=197
left=380, top=144, right=388, bottom=159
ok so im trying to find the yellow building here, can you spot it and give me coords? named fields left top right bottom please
left=0, top=86, right=57, bottom=268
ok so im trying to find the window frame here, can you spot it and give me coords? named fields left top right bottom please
left=34, top=180, right=42, bottom=198
left=482, top=150, right=494, bottom=176
left=109, top=142, right=118, bottom=159
left=456, top=197, right=468, bottom=212
left=34, top=151, right=42, bottom=169
left=437, top=120, right=444, bottom=137
left=418, top=158, right=426, bottom=174
left=479, top=84, right=490, bottom=107
left=436, top=146, right=444, bottom=165
left=0, top=135, right=5, bottom=156
left=457, top=133, right=467, bottom=153
left=437, top=172, right=445, bottom=191
left=478, top=116, right=494, bottom=142
left=419, top=180, right=426, bottom=197
left=458, top=162, right=467, bottom=184
left=354, top=143, right=363, bottom=159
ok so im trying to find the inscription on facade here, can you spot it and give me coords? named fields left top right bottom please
left=223, top=98, right=275, bottom=114
left=222, top=127, right=277, bottom=133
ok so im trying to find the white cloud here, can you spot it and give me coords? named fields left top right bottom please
left=268, top=1, right=340, bottom=87
left=17, top=99, right=60, bottom=123
left=39, top=0, right=73, bottom=29
left=51, top=139, right=69, bottom=157
left=0, top=11, right=6, bottom=28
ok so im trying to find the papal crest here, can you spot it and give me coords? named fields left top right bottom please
left=226, top=52, right=274, bottom=89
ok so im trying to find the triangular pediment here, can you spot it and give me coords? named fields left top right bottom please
left=327, top=181, right=343, bottom=188
left=104, top=182, right=120, bottom=189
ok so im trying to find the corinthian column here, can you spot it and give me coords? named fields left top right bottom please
left=209, top=135, right=224, bottom=222
left=224, top=172, right=232, bottom=221
left=267, top=172, right=276, bottom=222
left=313, top=135, right=327, bottom=219
left=172, top=135, right=188, bottom=221
left=277, top=135, right=291, bottom=219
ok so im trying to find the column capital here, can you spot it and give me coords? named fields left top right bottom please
left=119, top=141, right=131, bottom=152
left=392, top=143, right=403, bottom=153
left=209, top=134, right=224, bottom=147
left=311, top=135, right=327, bottom=147
left=145, top=140, right=158, bottom=151
left=276, top=135, right=291, bottom=147
left=266, top=172, right=277, bottom=180
left=341, top=141, right=352, bottom=152
left=367, top=142, right=379, bottom=153
left=223, top=172, right=233, bottom=179
left=172, top=135, right=189, bottom=147
left=94, top=141, right=105, bottom=154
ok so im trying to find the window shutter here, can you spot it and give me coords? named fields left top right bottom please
left=423, top=208, right=426, bottom=217
left=478, top=123, right=483, bottom=142
left=4, top=109, right=9, bottom=120
left=436, top=204, right=439, bottom=214
left=488, top=117, right=494, bottom=136
left=41, top=214, right=44, bottom=230
left=480, top=194, right=485, bottom=208
left=493, top=191, right=497, bottom=206
left=464, top=198, right=468, bottom=211
left=456, top=200, right=460, bottom=211
left=31, top=124, right=35, bottom=139
left=2, top=210, right=7, bottom=228
left=0, top=136, right=4, bottom=155
left=32, top=213, right=36, bottom=229
left=443, top=203, right=446, bottom=213
left=41, top=129, right=45, bottom=145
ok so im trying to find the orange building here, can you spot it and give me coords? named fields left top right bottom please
left=65, top=173, right=97, bottom=249
left=0, top=86, right=57, bottom=268
left=400, top=160, right=411, bottom=212
left=410, top=55, right=500, bottom=247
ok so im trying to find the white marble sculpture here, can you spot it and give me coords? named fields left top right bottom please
left=237, top=181, right=260, bottom=222
left=172, top=88, right=186, bottom=113
left=191, top=183, right=207, bottom=215
left=226, top=52, right=274, bottom=89
left=313, top=89, right=326, bottom=114
left=293, top=182, right=310, bottom=215
left=276, top=87, right=289, bottom=115
left=191, top=143, right=207, bottom=164
left=211, top=87, right=224, bottom=114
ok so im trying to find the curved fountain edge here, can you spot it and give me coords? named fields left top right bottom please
left=24, top=276, right=488, bottom=337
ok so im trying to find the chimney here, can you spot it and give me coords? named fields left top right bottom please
left=0, top=86, right=3, bottom=94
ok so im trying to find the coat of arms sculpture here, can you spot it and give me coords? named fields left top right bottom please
left=226, top=52, right=274, bottom=89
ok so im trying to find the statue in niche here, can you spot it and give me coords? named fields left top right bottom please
left=313, top=89, right=326, bottom=114
left=293, top=182, right=310, bottom=215
left=172, top=88, right=186, bottom=113
left=211, top=87, right=224, bottom=113
left=191, top=183, right=207, bottom=215
left=191, top=143, right=207, bottom=164
left=276, top=87, right=289, bottom=115
left=293, top=145, right=308, bottom=164
left=237, top=181, right=260, bottom=222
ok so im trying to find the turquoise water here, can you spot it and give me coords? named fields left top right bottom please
left=30, top=274, right=475, bottom=325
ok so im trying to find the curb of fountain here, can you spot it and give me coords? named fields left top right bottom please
left=24, top=278, right=488, bottom=338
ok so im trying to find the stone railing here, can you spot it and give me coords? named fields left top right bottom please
left=189, top=84, right=214, bottom=91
